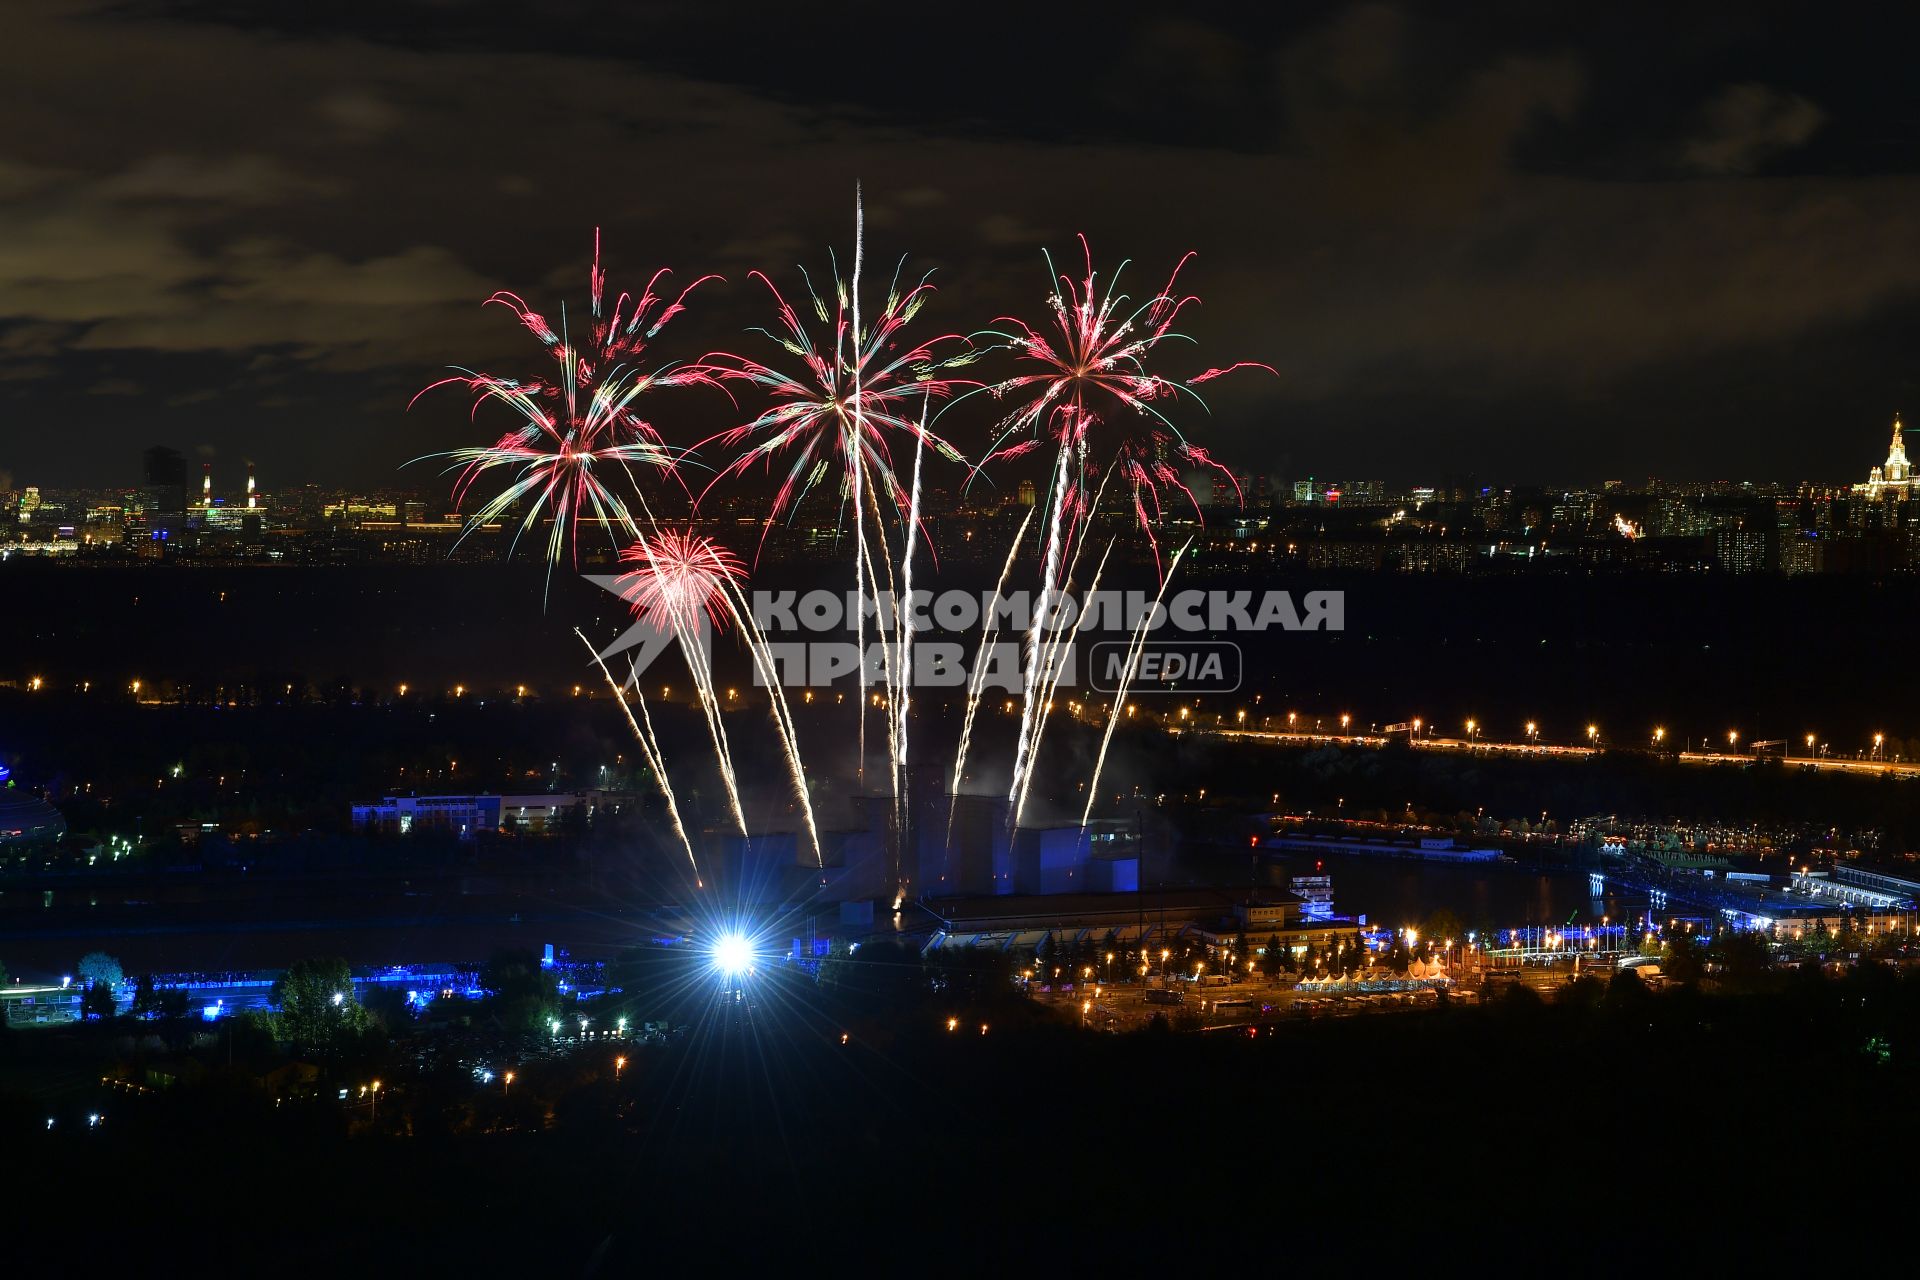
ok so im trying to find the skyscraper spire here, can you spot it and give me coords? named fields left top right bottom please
left=1855, top=412, right=1912, bottom=498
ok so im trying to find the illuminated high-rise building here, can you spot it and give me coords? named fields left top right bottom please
left=1853, top=413, right=1912, bottom=500
left=141, top=446, right=187, bottom=517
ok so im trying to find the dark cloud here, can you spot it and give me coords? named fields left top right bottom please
left=5, top=1, right=1920, bottom=487
left=1682, top=84, right=1826, bottom=175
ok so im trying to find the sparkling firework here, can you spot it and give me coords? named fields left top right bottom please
left=696, top=226, right=974, bottom=544
left=1009, top=534, right=1115, bottom=832
left=413, top=231, right=718, bottom=579
left=701, top=192, right=971, bottom=894
left=614, top=529, right=822, bottom=865
left=944, top=506, right=1034, bottom=849
left=967, top=238, right=1269, bottom=826
left=617, top=528, right=744, bottom=632
left=575, top=628, right=700, bottom=886
left=617, top=533, right=749, bottom=836
left=969, top=235, right=1272, bottom=569
left=1079, top=538, right=1192, bottom=830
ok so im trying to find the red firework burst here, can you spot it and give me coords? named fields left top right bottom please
left=615, top=529, right=745, bottom=632
left=973, top=236, right=1272, bottom=561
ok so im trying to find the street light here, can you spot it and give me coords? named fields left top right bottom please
left=1586, top=724, right=1598, bottom=745
left=1728, top=730, right=1739, bottom=750
left=1652, top=727, right=1665, bottom=747
left=1525, top=721, right=1538, bottom=745
left=1465, top=718, right=1478, bottom=741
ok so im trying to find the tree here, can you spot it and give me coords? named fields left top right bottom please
left=1603, top=967, right=1649, bottom=1012
left=131, top=974, right=159, bottom=1019
left=82, top=981, right=117, bottom=1019
left=1423, top=910, right=1465, bottom=949
left=77, top=951, right=123, bottom=993
left=479, top=948, right=562, bottom=1035
left=1662, top=932, right=1705, bottom=985
left=1034, top=932, right=1058, bottom=981
left=272, top=957, right=371, bottom=1054
left=1710, top=931, right=1772, bottom=991
left=1261, top=934, right=1284, bottom=982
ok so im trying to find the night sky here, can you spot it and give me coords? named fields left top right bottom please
left=9, top=1, right=1920, bottom=490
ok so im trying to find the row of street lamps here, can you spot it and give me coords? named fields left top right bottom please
left=1249, top=709, right=1896, bottom=761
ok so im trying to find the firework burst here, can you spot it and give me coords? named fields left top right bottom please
left=613, top=529, right=822, bottom=865
left=696, top=243, right=975, bottom=545
left=700, top=192, right=976, bottom=895
left=966, top=237, right=1268, bottom=826
left=616, top=527, right=744, bottom=631
left=412, top=230, right=719, bottom=578
left=968, top=235, right=1271, bottom=568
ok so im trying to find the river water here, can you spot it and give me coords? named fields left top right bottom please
left=1220, top=849, right=1646, bottom=934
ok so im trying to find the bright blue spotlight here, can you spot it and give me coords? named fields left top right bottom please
left=711, top=931, right=756, bottom=979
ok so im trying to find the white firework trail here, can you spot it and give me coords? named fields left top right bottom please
left=720, top=579, right=824, bottom=867
left=1006, top=451, right=1114, bottom=830
left=1005, top=441, right=1073, bottom=820
left=1010, top=535, right=1113, bottom=831
left=895, top=400, right=926, bottom=781
left=575, top=628, right=701, bottom=886
left=684, top=638, right=749, bottom=836
left=863, top=477, right=902, bottom=793
left=625, top=535, right=750, bottom=837
left=1078, top=537, right=1192, bottom=829
left=848, top=185, right=870, bottom=791
left=944, top=506, right=1034, bottom=848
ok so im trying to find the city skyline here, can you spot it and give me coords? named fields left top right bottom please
left=5, top=405, right=1919, bottom=500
